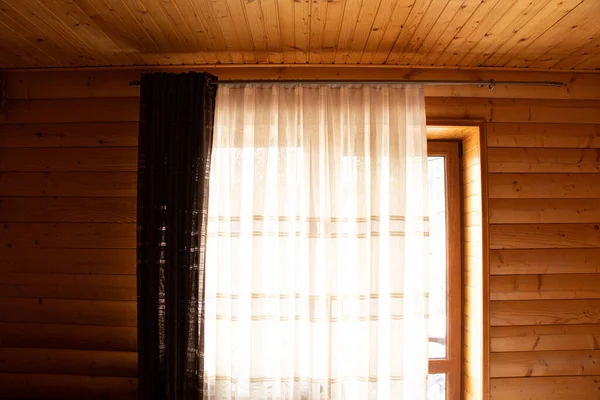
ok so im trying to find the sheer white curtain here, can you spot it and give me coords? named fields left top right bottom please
left=204, top=84, right=429, bottom=400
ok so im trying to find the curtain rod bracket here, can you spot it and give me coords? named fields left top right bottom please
left=488, top=79, right=496, bottom=91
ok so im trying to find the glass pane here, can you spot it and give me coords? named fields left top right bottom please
left=427, top=373, right=446, bottom=400
left=428, top=156, right=447, bottom=359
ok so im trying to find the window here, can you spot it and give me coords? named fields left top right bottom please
left=427, top=141, right=462, bottom=400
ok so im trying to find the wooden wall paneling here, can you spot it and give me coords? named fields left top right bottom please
left=489, top=198, right=600, bottom=224
left=488, top=148, right=600, bottom=173
left=0, top=272, right=136, bottom=301
left=490, top=300, right=600, bottom=326
left=0, top=222, right=135, bottom=249
left=0, top=197, right=136, bottom=223
left=489, top=248, right=600, bottom=275
left=0, top=147, right=138, bottom=172
left=0, top=122, right=138, bottom=148
left=491, top=274, right=600, bottom=300
left=491, top=324, right=600, bottom=352
left=0, top=172, right=137, bottom=197
left=0, top=348, right=137, bottom=377
left=0, top=322, right=137, bottom=352
left=0, top=373, right=137, bottom=400
left=488, top=173, right=600, bottom=198
left=491, top=376, right=600, bottom=400
left=1, top=93, right=597, bottom=126
left=491, top=349, right=600, bottom=377
left=8, top=68, right=600, bottom=101
left=0, top=248, right=136, bottom=275
left=487, top=123, right=600, bottom=148
left=489, top=223, right=600, bottom=249
left=0, top=98, right=139, bottom=124
left=0, top=298, right=136, bottom=327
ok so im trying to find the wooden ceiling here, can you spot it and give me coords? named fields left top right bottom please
left=1, top=0, right=600, bottom=70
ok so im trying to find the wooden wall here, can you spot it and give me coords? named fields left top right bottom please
left=1, top=67, right=600, bottom=399
left=487, top=122, right=600, bottom=400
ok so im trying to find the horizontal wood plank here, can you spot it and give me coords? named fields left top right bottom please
left=0, top=348, right=137, bottom=378
left=3, top=97, right=600, bottom=126
left=488, top=148, right=600, bottom=173
left=490, top=224, right=600, bottom=249
left=0, top=147, right=138, bottom=172
left=487, top=123, right=600, bottom=148
left=491, top=350, right=600, bottom=378
left=0, top=322, right=136, bottom=352
left=491, top=376, right=600, bottom=400
left=0, top=197, right=136, bottom=223
left=0, top=122, right=138, bottom=148
left=489, top=174, right=600, bottom=198
left=0, top=172, right=137, bottom=197
left=0, top=98, right=139, bottom=124
left=489, top=198, right=600, bottom=224
left=0, top=273, right=136, bottom=301
left=0, top=248, right=135, bottom=275
left=491, top=325, right=600, bottom=352
left=0, top=298, right=136, bottom=327
left=0, top=223, right=135, bottom=249
left=491, top=274, right=600, bottom=300
left=0, top=373, right=137, bottom=399
left=7, top=69, right=600, bottom=100
left=490, top=249, right=600, bottom=275
left=490, top=300, right=600, bottom=326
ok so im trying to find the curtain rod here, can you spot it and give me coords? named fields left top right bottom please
left=128, top=78, right=564, bottom=89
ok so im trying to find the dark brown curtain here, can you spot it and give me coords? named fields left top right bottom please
left=137, top=72, right=217, bottom=400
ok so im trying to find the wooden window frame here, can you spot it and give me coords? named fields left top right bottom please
left=427, top=141, right=462, bottom=400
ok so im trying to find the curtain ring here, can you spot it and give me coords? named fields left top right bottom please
left=206, top=78, right=216, bottom=89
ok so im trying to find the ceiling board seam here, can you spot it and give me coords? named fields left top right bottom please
left=473, top=0, right=556, bottom=67
left=407, top=0, right=465, bottom=66
left=32, top=0, right=114, bottom=66
left=378, top=0, right=418, bottom=64
left=454, top=0, right=524, bottom=67
left=422, top=0, right=484, bottom=66
left=501, top=0, right=586, bottom=67
left=348, top=0, right=385, bottom=64
left=418, top=0, right=482, bottom=66
left=525, top=1, right=600, bottom=69
left=399, top=0, right=453, bottom=65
